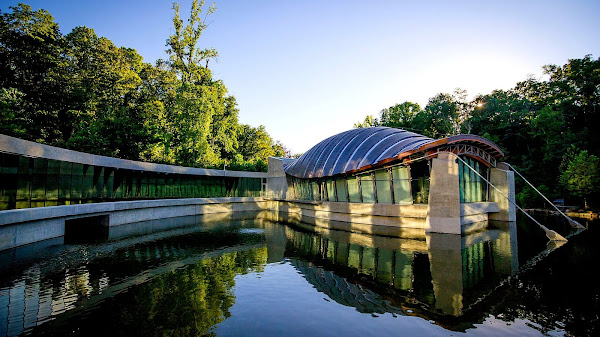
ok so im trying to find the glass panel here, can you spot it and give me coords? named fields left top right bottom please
left=0, top=154, right=19, bottom=210
left=392, top=166, right=411, bottom=204
left=410, top=162, right=430, bottom=204
left=411, top=178, right=430, bottom=204
left=209, top=178, right=217, bottom=197
left=393, top=179, right=412, bottom=204
left=93, top=166, right=104, bottom=199
left=31, top=158, right=47, bottom=207
left=149, top=174, right=157, bottom=198
left=311, top=181, right=320, bottom=201
left=71, top=163, right=83, bottom=202
left=220, top=177, right=227, bottom=197
left=347, top=177, right=360, bottom=203
left=392, top=166, right=410, bottom=180
left=335, top=178, right=347, bottom=202
left=113, top=170, right=124, bottom=199
left=165, top=176, right=173, bottom=197
left=59, top=161, right=72, bottom=201
left=375, top=169, right=392, bottom=204
left=326, top=179, right=336, bottom=201
left=466, top=158, right=473, bottom=202
left=360, top=174, right=375, bottom=203
left=104, top=168, right=114, bottom=199
left=174, top=176, right=181, bottom=198
left=156, top=175, right=165, bottom=198
left=460, top=159, right=466, bottom=202
left=187, top=177, right=195, bottom=197
left=194, top=177, right=202, bottom=197
left=132, top=176, right=139, bottom=198
left=16, top=156, right=32, bottom=209
left=141, top=173, right=149, bottom=198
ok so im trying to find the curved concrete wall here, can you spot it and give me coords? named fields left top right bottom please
left=0, top=197, right=274, bottom=251
left=0, top=134, right=266, bottom=178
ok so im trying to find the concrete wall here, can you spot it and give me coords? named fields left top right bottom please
left=270, top=200, right=428, bottom=239
left=265, top=157, right=292, bottom=199
left=0, top=197, right=274, bottom=251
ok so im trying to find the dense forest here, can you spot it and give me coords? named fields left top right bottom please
left=0, top=2, right=287, bottom=172
left=354, top=56, right=600, bottom=209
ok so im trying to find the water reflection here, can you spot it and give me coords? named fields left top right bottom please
left=0, top=211, right=580, bottom=336
left=0, top=214, right=270, bottom=336
left=283, top=221, right=519, bottom=319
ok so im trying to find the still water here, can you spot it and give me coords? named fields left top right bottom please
left=0, top=212, right=597, bottom=336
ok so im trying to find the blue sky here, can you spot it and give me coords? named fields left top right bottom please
left=2, top=1, right=600, bottom=153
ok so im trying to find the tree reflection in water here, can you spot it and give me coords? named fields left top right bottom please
left=116, top=248, right=267, bottom=336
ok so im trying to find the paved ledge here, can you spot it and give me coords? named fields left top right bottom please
left=0, top=197, right=267, bottom=226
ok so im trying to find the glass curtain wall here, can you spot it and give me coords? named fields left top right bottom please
left=0, top=153, right=263, bottom=210
left=289, top=162, right=430, bottom=205
left=458, top=156, right=489, bottom=203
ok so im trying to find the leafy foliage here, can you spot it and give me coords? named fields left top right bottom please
left=559, top=151, right=599, bottom=201
left=0, top=2, right=287, bottom=171
left=355, top=55, right=600, bottom=208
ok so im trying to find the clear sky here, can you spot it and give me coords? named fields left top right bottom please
left=2, top=1, right=600, bottom=154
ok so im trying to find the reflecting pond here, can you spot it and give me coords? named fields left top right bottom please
left=0, top=212, right=597, bottom=336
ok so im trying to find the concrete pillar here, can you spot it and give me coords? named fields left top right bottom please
left=266, top=157, right=289, bottom=200
left=426, top=152, right=461, bottom=234
left=489, top=163, right=516, bottom=222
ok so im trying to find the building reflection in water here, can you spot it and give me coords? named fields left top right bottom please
left=282, top=220, right=519, bottom=317
left=0, top=212, right=519, bottom=336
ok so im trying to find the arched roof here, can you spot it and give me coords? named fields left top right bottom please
left=284, top=127, right=504, bottom=179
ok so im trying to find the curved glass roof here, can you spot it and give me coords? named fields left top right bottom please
left=284, top=127, right=504, bottom=179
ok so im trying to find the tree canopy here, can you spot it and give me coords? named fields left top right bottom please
left=0, top=2, right=288, bottom=172
left=355, top=55, right=600, bottom=208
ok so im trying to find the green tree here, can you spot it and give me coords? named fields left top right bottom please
left=160, top=0, right=241, bottom=168
left=559, top=150, right=600, bottom=209
left=379, top=101, right=421, bottom=129
left=237, top=124, right=279, bottom=163
left=58, top=26, right=153, bottom=159
left=418, top=89, right=468, bottom=138
left=353, top=115, right=379, bottom=128
left=0, top=87, right=27, bottom=137
left=542, top=55, right=600, bottom=154
left=166, top=0, right=217, bottom=85
left=0, top=2, right=285, bottom=171
left=0, top=3, right=62, bottom=142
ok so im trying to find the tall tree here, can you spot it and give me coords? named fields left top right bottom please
left=0, top=3, right=62, bottom=142
left=159, top=0, right=240, bottom=168
left=166, top=0, right=217, bottom=85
